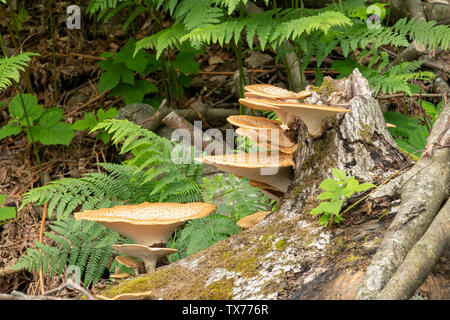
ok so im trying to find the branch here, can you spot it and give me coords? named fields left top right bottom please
left=376, top=197, right=450, bottom=300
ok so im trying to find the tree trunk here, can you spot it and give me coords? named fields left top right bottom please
left=97, top=70, right=449, bottom=300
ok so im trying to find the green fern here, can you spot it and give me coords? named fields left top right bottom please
left=0, top=52, right=38, bottom=92
left=14, top=218, right=124, bottom=286
left=94, top=119, right=203, bottom=202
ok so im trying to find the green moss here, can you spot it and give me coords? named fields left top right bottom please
left=310, top=78, right=335, bottom=96
left=200, top=278, right=234, bottom=300
left=104, top=268, right=172, bottom=298
left=275, top=239, right=287, bottom=250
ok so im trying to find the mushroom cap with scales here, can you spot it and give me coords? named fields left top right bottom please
left=74, top=202, right=216, bottom=246
left=235, top=127, right=298, bottom=155
left=196, top=152, right=294, bottom=193
left=244, top=84, right=312, bottom=101
left=113, top=244, right=178, bottom=273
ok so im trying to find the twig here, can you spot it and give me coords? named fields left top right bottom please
left=38, top=203, right=48, bottom=295
left=377, top=93, right=444, bottom=99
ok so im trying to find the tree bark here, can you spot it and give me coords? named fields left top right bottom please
left=98, top=70, right=448, bottom=300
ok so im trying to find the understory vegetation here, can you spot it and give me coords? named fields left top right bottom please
left=0, top=0, right=448, bottom=289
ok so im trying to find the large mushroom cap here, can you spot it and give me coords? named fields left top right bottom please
left=196, top=152, right=294, bottom=192
left=75, top=202, right=216, bottom=246
left=268, top=101, right=350, bottom=136
left=113, top=244, right=178, bottom=273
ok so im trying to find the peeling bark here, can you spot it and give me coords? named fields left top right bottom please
left=98, top=70, right=448, bottom=300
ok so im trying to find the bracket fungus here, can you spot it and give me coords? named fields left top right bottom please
left=237, top=211, right=271, bottom=229
left=244, top=84, right=311, bottom=101
left=196, top=152, right=294, bottom=193
left=113, top=244, right=178, bottom=273
left=249, top=179, right=284, bottom=202
left=239, top=84, right=349, bottom=137
left=74, top=202, right=217, bottom=246
left=228, top=115, right=298, bottom=154
left=116, top=255, right=144, bottom=275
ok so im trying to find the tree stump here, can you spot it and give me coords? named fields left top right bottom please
left=98, top=69, right=449, bottom=300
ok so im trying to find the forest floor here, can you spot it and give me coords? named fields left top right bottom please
left=0, top=1, right=448, bottom=298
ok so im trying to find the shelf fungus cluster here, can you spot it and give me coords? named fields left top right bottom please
left=197, top=84, right=350, bottom=201
left=74, top=202, right=216, bottom=274
left=239, top=84, right=350, bottom=136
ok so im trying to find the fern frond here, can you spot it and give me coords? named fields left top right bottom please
left=0, top=52, right=38, bottom=92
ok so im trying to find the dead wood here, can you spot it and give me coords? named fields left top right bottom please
left=376, top=198, right=449, bottom=300
left=356, top=101, right=450, bottom=299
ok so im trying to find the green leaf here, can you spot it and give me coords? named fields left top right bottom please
left=32, top=122, right=74, bottom=146
left=119, top=68, right=135, bottom=85
left=0, top=206, right=16, bottom=221
left=0, top=194, right=5, bottom=205
left=72, top=113, right=97, bottom=131
left=354, top=182, right=376, bottom=192
left=316, top=191, right=335, bottom=200
left=0, top=123, right=22, bottom=140
left=9, top=94, right=43, bottom=122
left=332, top=168, right=347, bottom=181
left=319, top=179, right=341, bottom=192
left=98, top=71, right=121, bottom=93
left=174, top=50, right=199, bottom=74
left=114, top=39, right=148, bottom=74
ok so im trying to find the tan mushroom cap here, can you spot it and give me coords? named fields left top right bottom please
left=237, top=211, right=271, bottom=229
left=239, top=98, right=294, bottom=126
left=116, top=255, right=141, bottom=268
left=109, top=273, right=131, bottom=279
left=113, top=244, right=178, bottom=273
left=196, top=152, right=294, bottom=192
left=267, top=100, right=350, bottom=136
left=96, top=291, right=153, bottom=300
left=227, top=115, right=283, bottom=130
left=227, top=115, right=297, bottom=152
left=236, top=127, right=298, bottom=154
left=244, top=84, right=311, bottom=100
left=386, top=123, right=396, bottom=128
left=249, top=180, right=284, bottom=202
left=75, top=202, right=216, bottom=246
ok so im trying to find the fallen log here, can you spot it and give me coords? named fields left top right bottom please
left=98, top=69, right=448, bottom=300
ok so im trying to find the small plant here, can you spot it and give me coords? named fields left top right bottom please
left=97, top=38, right=159, bottom=104
left=384, top=100, right=443, bottom=158
left=310, top=168, right=375, bottom=227
left=72, top=107, right=118, bottom=144
left=0, top=93, right=74, bottom=145
left=0, top=194, right=16, bottom=224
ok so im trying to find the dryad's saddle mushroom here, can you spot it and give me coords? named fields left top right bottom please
left=227, top=115, right=298, bottom=154
left=75, top=202, right=216, bottom=273
left=239, top=84, right=349, bottom=136
left=196, top=152, right=294, bottom=193
left=113, top=244, right=178, bottom=274
left=74, top=202, right=216, bottom=246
